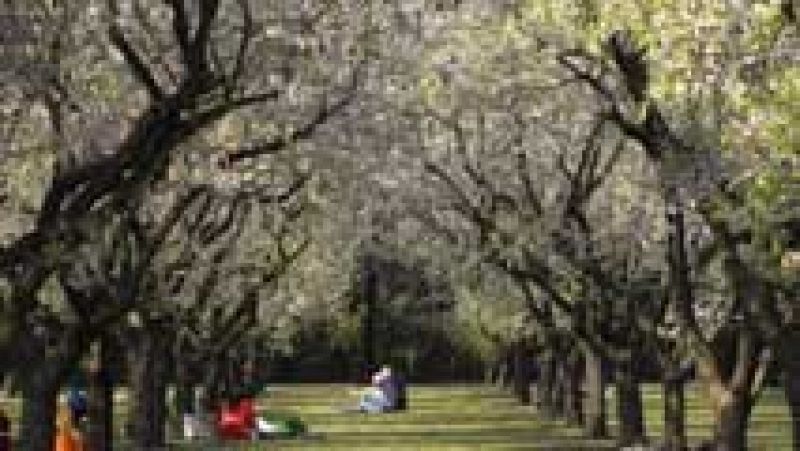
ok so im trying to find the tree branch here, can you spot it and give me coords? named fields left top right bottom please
left=108, top=23, right=164, bottom=100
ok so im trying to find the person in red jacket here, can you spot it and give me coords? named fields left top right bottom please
left=217, top=362, right=261, bottom=440
left=217, top=396, right=254, bottom=440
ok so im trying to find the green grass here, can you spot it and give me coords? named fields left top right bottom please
left=630, top=383, right=793, bottom=450
left=169, top=383, right=793, bottom=450
left=1, top=383, right=793, bottom=449
left=170, top=384, right=614, bottom=450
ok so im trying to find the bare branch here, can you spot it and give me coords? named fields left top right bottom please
left=164, top=0, right=192, bottom=65
left=226, top=81, right=359, bottom=163
left=108, top=24, right=164, bottom=100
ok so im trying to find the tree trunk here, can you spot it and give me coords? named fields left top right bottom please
left=537, top=349, right=556, bottom=417
left=709, top=390, right=751, bottom=451
left=512, top=343, right=531, bottom=405
left=778, top=326, right=800, bottom=450
left=563, top=349, right=583, bottom=426
left=201, top=358, right=223, bottom=413
left=494, top=360, right=507, bottom=388
left=175, top=363, right=195, bottom=416
left=484, top=362, right=492, bottom=385
left=173, top=337, right=197, bottom=441
left=662, top=359, right=687, bottom=451
left=129, top=328, right=168, bottom=448
left=362, top=267, right=377, bottom=371
left=615, top=357, right=646, bottom=446
left=18, top=330, right=82, bottom=451
left=492, top=347, right=513, bottom=390
left=86, top=339, right=114, bottom=451
left=583, top=347, right=607, bottom=438
left=552, top=354, right=567, bottom=418
left=502, top=350, right=514, bottom=389
left=19, top=370, right=59, bottom=451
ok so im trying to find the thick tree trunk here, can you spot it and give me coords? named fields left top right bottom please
left=86, top=339, right=114, bottom=451
left=19, top=370, right=59, bottom=451
left=129, top=328, right=169, bottom=448
left=563, top=349, right=583, bottom=426
left=18, top=331, right=82, bottom=451
left=615, top=357, right=646, bottom=446
left=709, top=390, right=751, bottom=451
left=583, top=347, right=607, bottom=438
left=512, top=344, right=531, bottom=405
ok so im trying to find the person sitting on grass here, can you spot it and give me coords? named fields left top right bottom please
left=356, top=365, right=400, bottom=413
left=216, top=362, right=306, bottom=440
left=217, top=390, right=306, bottom=440
left=217, top=395, right=256, bottom=440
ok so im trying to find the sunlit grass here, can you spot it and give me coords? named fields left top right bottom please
left=169, top=384, right=613, bottom=450
left=625, top=383, right=793, bottom=450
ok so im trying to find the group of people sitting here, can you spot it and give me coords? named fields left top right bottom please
left=48, top=363, right=305, bottom=448
left=355, top=365, right=407, bottom=413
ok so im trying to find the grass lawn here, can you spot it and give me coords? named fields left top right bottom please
left=632, top=383, right=793, bottom=450
left=171, top=384, right=615, bottom=450
left=1, top=383, right=793, bottom=449
left=171, top=383, right=792, bottom=450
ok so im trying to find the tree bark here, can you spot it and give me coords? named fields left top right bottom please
left=583, top=346, right=607, bottom=438
left=494, top=360, right=508, bottom=388
left=484, top=362, right=493, bottom=385
left=201, top=353, right=228, bottom=412
left=512, top=343, right=531, bottom=405
left=18, top=329, right=83, bottom=451
left=19, top=369, right=59, bottom=451
left=175, top=362, right=195, bottom=416
left=537, top=348, right=557, bottom=418
left=778, top=326, right=800, bottom=451
left=86, top=339, right=114, bottom=451
left=552, top=353, right=567, bottom=418
left=563, top=349, right=583, bottom=426
left=709, top=389, right=751, bottom=451
left=662, top=368, right=686, bottom=451
left=492, top=346, right=513, bottom=390
left=502, top=348, right=515, bottom=389
left=129, top=327, right=168, bottom=448
left=615, top=357, right=646, bottom=446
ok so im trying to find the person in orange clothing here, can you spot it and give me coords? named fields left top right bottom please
left=54, top=403, right=83, bottom=451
